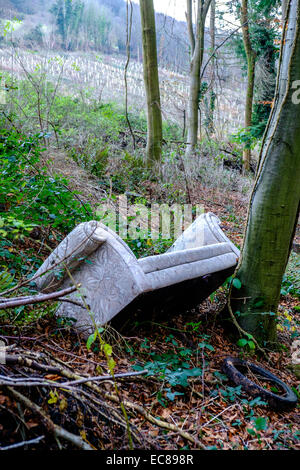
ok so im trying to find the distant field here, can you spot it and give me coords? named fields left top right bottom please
left=0, top=47, right=246, bottom=136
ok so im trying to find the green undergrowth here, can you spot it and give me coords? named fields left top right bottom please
left=0, top=127, right=175, bottom=324
left=281, top=252, right=300, bottom=298
left=122, top=319, right=299, bottom=449
left=127, top=325, right=215, bottom=406
left=0, top=128, right=92, bottom=233
left=0, top=128, right=92, bottom=298
left=3, top=73, right=182, bottom=170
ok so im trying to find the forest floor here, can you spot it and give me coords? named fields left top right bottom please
left=0, top=145, right=299, bottom=451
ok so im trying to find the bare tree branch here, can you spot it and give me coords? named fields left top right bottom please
left=0, top=285, right=77, bottom=310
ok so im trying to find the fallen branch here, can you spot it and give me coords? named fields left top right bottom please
left=2, top=347, right=205, bottom=448
left=4, top=354, right=62, bottom=374
left=102, top=392, right=206, bottom=450
left=219, top=147, right=241, bottom=160
left=6, top=387, right=94, bottom=450
left=59, top=369, right=149, bottom=387
left=0, top=370, right=148, bottom=388
left=0, top=435, right=45, bottom=451
left=200, top=404, right=238, bottom=429
left=0, top=347, right=146, bottom=448
left=0, top=285, right=77, bottom=310
left=38, top=353, right=206, bottom=448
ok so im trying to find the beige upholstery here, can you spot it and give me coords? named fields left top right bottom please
left=33, top=212, right=240, bottom=336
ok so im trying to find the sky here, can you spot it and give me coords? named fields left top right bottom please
left=132, top=1, right=238, bottom=29
left=152, top=0, right=187, bottom=22
left=131, top=0, right=186, bottom=22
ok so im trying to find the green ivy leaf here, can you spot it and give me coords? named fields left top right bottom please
left=166, top=390, right=184, bottom=401
left=233, top=278, right=242, bottom=290
left=253, top=416, right=268, bottom=431
left=237, top=338, right=248, bottom=348
left=103, top=343, right=112, bottom=357
left=254, top=299, right=264, bottom=308
left=108, top=357, right=116, bottom=374
left=245, top=333, right=254, bottom=340
left=86, top=331, right=97, bottom=350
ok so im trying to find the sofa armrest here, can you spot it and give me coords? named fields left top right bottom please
left=33, top=221, right=106, bottom=292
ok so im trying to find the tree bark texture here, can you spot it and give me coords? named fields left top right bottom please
left=185, top=0, right=212, bottom=155
left=140, top=0, right=163, bottom=167
left=241, top=0, right=257, bottom=172
left=230, top=0, right=300, bottom=346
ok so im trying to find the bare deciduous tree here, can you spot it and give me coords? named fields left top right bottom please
left=140, top=0, right=163, bottom=167
left=185, top=0, right=212, bottom=155
left=240, top=0, right=257, bottom=172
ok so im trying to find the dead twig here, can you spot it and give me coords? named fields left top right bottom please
left=0, top=370, right=148, bottom=388
left=6, top=387, right=94, bottom=450
left=102, top=392, right=206, bottom=450
left=0, top=285, right=77, bottom=310
left=29, top=351, right=205, bottom=448
left=59, top=369, right=149, bottom=387
left=0, top=435, right=45, bottom=451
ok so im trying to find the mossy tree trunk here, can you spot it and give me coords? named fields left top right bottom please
left=241, top=0, right=257, bottom=172
left=140, top=0, right=163, bottom=167
left=185, top=0, right=212, bottom=155
left=229, top=0, right=300, bottom=346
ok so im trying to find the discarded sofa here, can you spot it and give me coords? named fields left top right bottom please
left=33, top=212, right=240, bottom=336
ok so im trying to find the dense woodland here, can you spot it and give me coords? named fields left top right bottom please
left=0, top=0, right=299, bottom=452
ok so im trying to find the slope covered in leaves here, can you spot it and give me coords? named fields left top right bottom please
left=0, top=127, right=299, bottom=450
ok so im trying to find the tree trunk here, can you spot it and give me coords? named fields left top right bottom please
left=241, top=0, right=257, bottom=172
left=210, top=0, right=216, bottom=61
left=185, top=0, right=212, bottom=155
left=208, top=0, right=216, bottom=134
left=282, top=0, right=289, bottom=23
left=229, top=0, right=300, bottom=346
left=140, top=0, right=163, bottom=167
